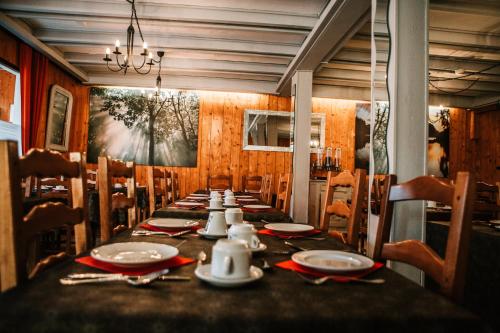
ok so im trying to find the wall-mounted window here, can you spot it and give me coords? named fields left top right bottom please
left=0, top=62, right=21, bottom=154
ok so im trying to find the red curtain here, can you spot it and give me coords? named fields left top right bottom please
left=19, top=43, right=48, bottom=153
left=19, top=43, right=32, bottom=153
left=30, top=51, right=48, bottom=149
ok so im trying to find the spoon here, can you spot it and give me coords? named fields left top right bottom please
left=197, top=251, right=207, bottom=267
left=296, top=272, right=385, bottom=285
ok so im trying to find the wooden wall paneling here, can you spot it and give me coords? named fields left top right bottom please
left=221, top=93, right=233, bottom=185
left=0, top=28, right=19, bottom=68
left=0, top=69, right=16, bottom=121
left=449, top=108, right=470, bottom=179
left=209, top=94, right=224, bottom=178
left=230, top=94, right=242, bottom=191
left=199, top=93, right=213, bottom=191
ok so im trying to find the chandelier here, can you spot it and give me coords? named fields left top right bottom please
left=102, top=0, right=163, bottom=75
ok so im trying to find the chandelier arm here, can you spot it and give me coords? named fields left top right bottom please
left=134, top=63, right=153, bottom=75
left=106, top=60, right=124, bottom=73
left=115, top=53, right=126, bottom=69
left=131, top=56, right=147, bottom=71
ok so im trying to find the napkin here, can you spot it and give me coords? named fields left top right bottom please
left=276, top=260, right=384, bottom=282
left=75, top=256, right=195, bottom=276
left=140, top=223, right=202, bottom=234
left=258, top=229, right=322, bottom=239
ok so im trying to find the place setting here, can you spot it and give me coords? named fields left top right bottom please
left=197, top=211, right=228, bottom=239
left=274, top=249, right=384, bottom=285
left=134, top=218, right=202, bottom=237
left=195, top=239, right=264, bottom=288
left=60, top=241, right=195, bottom=286
left=241, top=204, right=273, bottom=213
left=173, top=201, right=205, bottom=210
left=258, top=223, right=323, bottom=239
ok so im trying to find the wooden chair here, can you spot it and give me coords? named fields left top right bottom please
left=98, top=156, right=137, bottom=242
left=87, top=169, right=98, bottom=190
left=0, top=140, right=90, bottom=292
left=33, top=177, right=72, bottom=204
left=171, top=172, right=180, bottom=201
left=474, top=181, right=499, bottom=219
left=275, top=173, right=292, bottom=214
left=373, top=172, right=475, bottom=302
left=319, top=169, right=367, bottom=249
left=207, top=175, right=232, bottom=191
left=147, top=167, right=167, bottom=214
left=242, top=175, right=262, bottom=194
left=260, top=174, right=273, bottom=205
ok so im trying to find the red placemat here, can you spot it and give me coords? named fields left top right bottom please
left=276, top=260, right=384, bottom=282
left=140, top=223, right=202, bottom=234
left=241, top=207, right=273, bottom=213
left=258, top=228, right=322, bottom=239
left=75, top=256, right=195, bottom=276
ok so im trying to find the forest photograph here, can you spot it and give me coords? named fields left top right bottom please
left=87, top=87, right=199, bottom=166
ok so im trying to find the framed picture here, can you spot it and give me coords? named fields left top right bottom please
left=45, top=84, right=73, bottom=151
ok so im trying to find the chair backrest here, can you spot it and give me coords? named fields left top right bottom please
left=275, top=173, right=292, bottom=214
left=373, top=172, right=475, bottom=302
left=87, top=169, right=98, bottom=189
left=97, top=156, right=137, bottom=242
left=474, top=181, right=499, bottom=218
left=207, top=174, right=232, bottom=191
left=260, top=174, right=273, bottom=205
left=35, top=176, right=73, bottom=205
left=242, top=175, right=262, bottom=193
left=147, top=167, right=167, bottom=214
left=319, top=169, right=366, bottom=248
left=0, top=140, right=89, bottom=292
left=171, top=172, right=180, bottom=201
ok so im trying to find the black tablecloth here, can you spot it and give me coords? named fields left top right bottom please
left=0, top=220, right=488, bottom=333
left=427, top=220, right=500, bottom=331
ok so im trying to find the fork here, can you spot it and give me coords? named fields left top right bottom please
left=132, top=230, right=191, bottom=237
left=296, top=272, right=385, bottom=285
left=60, top=268, right=171, bottom=286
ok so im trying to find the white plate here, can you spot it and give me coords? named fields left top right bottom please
left=190, top=193, right=209, bottom=197
left=238, top=198, right=259, bottom=202
left=264, top=223, right=313, bottom=233
left=292, top=250, right=374, bottom=273
left=91, top=242, right=178, bottom=268
left=195, top=264, right=263, bottom=287
left=243, top=205, right=272, bottom=210
left=235, top=195, right=254, bottom=199
left=250, top=243, right=267, bottom=253
left=196, top=228, right=227, bottom=239
left=147, top=218, right=199, bottom=230
left=175, top=201, right=203, bottom=207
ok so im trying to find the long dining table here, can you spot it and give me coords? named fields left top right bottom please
left=152, top=191, right=290, bottom=222
left=0, top=214, right=489, bottom=332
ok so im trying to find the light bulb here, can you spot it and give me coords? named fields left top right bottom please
left=148, top=93, right=153, bottom=99
left=105, top=47, right=110, bottom=55
left=143, top=42, right=148, bottom=49
left=148, top=52, right=153, bottom=59
left=123, top=55, right=127, bottom=62
left=115, top=40, right=120, bottom=48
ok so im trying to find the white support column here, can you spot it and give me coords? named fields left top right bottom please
left=368, top=0, right=429, bottom=284
left=290, top=70, right=312, bottom=224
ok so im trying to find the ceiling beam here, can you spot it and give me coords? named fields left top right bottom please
left=86, top=73, right=277, bottom=95
left=66, top=53, right=287, bottom=75
left=36, top=29, right=299, bottom=56
left=0, top=0, right=318, bottom=29
left=276, top=0, right=371, bottom=95
left=0, top=12, right=88, bottom=81
left=6, top=11, right=309, bottom=45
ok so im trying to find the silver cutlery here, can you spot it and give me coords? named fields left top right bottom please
left=132, top=230, right=191, bottom=237
left=284, top=241, right=309, bottom=252
left=174, top=240, right=187, bottom=248
left=158, top=275, right=191, bottom=281
left=260, top=259, right=272, bottom=271
left=60, top=268, right=170, bottom=286
left=296, top=272, right=385, bottom=285
left=197, top=251, right=207, bottom=267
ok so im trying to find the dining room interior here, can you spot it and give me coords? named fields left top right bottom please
left=0, top=0, right=499, bottom=332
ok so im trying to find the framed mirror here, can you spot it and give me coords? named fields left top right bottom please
left=243, top=110, right=292, bottom=152
left=45, top=84, right=73, bottom=151
left=242, top=109, right=326, bottom=152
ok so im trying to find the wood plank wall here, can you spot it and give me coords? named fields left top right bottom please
left=0, top=69, right=16, bottom=121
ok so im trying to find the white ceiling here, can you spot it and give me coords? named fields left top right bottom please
left=315, top=0, right=500, bottom=104
left=0, top=0, right=498, bottom=105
